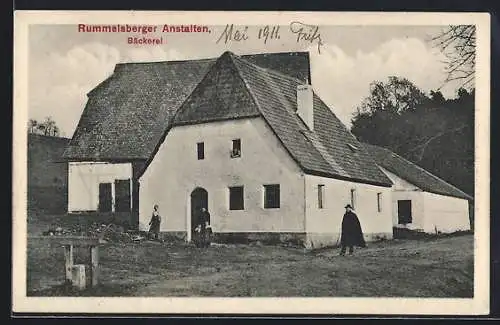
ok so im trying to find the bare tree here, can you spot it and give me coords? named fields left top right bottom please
left=431, top=25, right=476, bottom=89
left=27, top=117, right=61, bottom=136
left=42, top=117, right=58, bottom=136
left=28, top=119, right=38, bottom=133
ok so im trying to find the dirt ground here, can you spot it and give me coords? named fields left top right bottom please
left=27, top=232, right=474, bottom=297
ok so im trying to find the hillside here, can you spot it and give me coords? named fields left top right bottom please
left=27, top=133, right=70, bottom=213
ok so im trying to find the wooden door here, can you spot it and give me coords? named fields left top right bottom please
left=114, top=179, right=131, bottom=213
left=190, top=187, right=208, bottom=234
left=98, top=183, right=112, bottom=212
left=397, top=200, right=412, bottom=224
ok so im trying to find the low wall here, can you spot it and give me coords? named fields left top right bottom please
left=158, top=231, right=393, bottom=249
left=212, top=232, right=307, bottom=246
left=66, top=212, right=135, bottom=230
left=158, top=231, right=307, bottom=246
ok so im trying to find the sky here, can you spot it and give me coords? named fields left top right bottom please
left=28, top=24, right=465, bottom=137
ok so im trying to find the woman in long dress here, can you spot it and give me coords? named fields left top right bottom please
left=148, top=204, right=161, bottom=241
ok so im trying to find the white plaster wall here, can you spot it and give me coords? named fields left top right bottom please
left=139, top=117, right=305, bottom=235
left=68, top=162, right=132, bottom=212
left=378, top=166, right=426, bottom=230
left=304, top=174, right=393, bottom=249
left=422, top=192, right=470, bottom=233
left=380, top=167, right=420, bottom=191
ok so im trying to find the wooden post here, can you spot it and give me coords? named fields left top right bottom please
left=63, top=245, right=74, bottom=283
left=71, top=264, right=86, bottom=290
left=90, top=245, right=99, bottom=287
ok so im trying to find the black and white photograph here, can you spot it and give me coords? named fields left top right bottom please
left=13, top=11, right=490, bottom=315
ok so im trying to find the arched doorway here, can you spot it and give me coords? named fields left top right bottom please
left=190, top=187, right=208, bottom=238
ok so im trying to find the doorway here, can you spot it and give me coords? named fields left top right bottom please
left=98, top=183, right=112, bottom=212
left=397, top=200, right=412, bottom=224
left=190, top=187, right=208, bottom=238
left=114, top=179, right=131, bottom=212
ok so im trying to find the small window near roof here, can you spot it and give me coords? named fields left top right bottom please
left=197, top=142, right=204, bottom=160
left=347, top=143, right=358, bottom=152
left=377, top=192, right=382, bottom=212
left=350, top=188, right=356, bottom=209
left=318, top=184, right=325, bottom=209
left=231, top=139, right=241, bottom=158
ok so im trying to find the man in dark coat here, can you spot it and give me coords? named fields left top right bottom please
left=340, top=204, right=366, bottom=255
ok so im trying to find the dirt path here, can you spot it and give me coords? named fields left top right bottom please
left=27, top=235, right=473, bottom=297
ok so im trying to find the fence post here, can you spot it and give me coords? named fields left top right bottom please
left=90, top=245, right=99, bottom=287
left=63, top=244, right=74, bottom=283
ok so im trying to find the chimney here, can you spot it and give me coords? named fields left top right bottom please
left=296, top=84, right=314, bottom=130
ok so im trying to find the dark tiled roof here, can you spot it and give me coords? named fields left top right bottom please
left=63, top=59, right=214, bottom=160
left=64, top=49, right=391, bottom=187
left=241, top=52, right=311, bottom=83
left=172, top=55, right=261, bottom=125
left=171, top=52, right=392, bottom=187
left=63, top=52, right=311, bottom=160
left=362, top=143, right=472, bottom=200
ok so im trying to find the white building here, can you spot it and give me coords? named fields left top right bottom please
left=362, top=143, right=472, bottom=234
left=63, top=51, right=396, bottom=248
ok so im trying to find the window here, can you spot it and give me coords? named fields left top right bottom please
left=231, top=139, right=241, bottom=158
left=229, top=186, right=244, bottom=210
left=264, top=184, right=280, bottom=209
left=318, top=184, right=325, bottom=209
left=197, top=142, right=204, bottom=160
left=377, top=192, right=382, bottom=212
left=350, top=188, right=356, bottom=209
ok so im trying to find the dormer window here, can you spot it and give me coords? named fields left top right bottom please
left=231, top=139, right=241, bottom=158
left=347, top=143, right=358, bottom=152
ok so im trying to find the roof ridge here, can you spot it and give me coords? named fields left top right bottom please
left=115, top=57, right=216, bottom=68
left=114, top=51, right=309, bottom=68
left=231, top=53, right=309, bottom=85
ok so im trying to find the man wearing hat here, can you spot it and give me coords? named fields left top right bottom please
left=340, top=204, right=366, bottom=255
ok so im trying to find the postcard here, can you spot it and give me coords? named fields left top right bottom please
left=13, top=10, right=490, bottom=315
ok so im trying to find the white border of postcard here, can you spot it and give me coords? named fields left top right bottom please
left=13, top=10, right=491, bottom=315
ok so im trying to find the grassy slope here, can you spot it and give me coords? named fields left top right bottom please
left=28, top=134, right=69, bottom=213
left=27, top=235, right=473, bottom=297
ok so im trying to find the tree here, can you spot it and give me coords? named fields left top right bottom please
left=351, top=78, right=475, bottom=198
left=357, top=76, right=429, bottom=115
left=429, top=90, right=446, bottom=105
left=28, top=119, right=38, bottom=133
left=431, top=25, right=476, bottom=89
left=42, top=117, right=58, bottom=136
left=27, top=117, right=61, bottom=137
left=351, top=77, right=429, bottom=148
